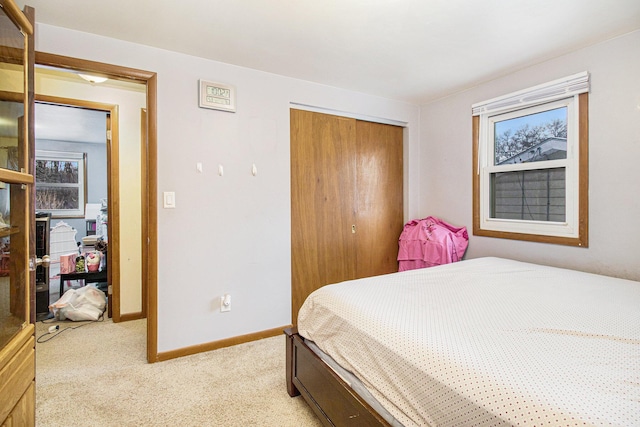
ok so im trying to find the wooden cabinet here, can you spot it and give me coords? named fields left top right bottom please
left=0, top=329, right=35, bottom=426
left=290, top=109, right=403, bottom=323
left=0, top=1, right=35, bottom=426
left=1, top=382, right=35, bottom=427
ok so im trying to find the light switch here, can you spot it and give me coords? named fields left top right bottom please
left=163, top=191, right=176, bottom=208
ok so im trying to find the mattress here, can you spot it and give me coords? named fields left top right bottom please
left=297, top=257, right=640, bottom=427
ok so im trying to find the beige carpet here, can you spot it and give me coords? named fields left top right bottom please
left=35, top=318, right=322, bottom=427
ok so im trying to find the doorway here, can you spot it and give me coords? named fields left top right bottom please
left=34, top=52, right=159, bottom=362
left=33, top=99, right=114, bottom=317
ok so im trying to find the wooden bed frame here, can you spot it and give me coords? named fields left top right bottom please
left=284, top=327, right=391, bottom=426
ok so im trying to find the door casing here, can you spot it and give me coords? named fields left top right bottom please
left=34, top=52, right=159, bottom=362
left=34, top=96, right=118, bottom=318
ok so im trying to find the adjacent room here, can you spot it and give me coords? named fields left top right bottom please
left=1, top=0, right=639, bottom=426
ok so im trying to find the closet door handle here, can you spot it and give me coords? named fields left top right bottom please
left=352, top=225, right=356, bottom=234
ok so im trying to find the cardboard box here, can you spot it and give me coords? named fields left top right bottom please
left=60, top=253, right=77, bottom=274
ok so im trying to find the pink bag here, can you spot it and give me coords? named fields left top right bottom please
left=397, top=216, right=468, bottom=271
left=60, top=253, right=77, bottom=274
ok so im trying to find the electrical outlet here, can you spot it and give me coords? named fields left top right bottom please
left=221, top=294, right=231, bottom=312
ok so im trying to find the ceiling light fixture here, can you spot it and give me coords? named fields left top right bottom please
left=78, top=73, right=108, bottom=84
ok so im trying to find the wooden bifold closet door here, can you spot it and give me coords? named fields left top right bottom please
left=290, top=109, right=403, bottom=324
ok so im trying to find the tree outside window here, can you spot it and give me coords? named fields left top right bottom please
left=35, top=150, right=86, bottom=218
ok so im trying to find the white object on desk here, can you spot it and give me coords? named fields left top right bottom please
left=85, top=203, right=101, bottom=220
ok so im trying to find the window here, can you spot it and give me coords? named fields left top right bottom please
left=472, top=73, right=589, bottom=247
left=35, top=150, right=87, bottom=217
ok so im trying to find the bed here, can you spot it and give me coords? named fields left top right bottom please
left=285, top=257, right=640, bottom=426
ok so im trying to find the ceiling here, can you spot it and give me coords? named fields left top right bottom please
left=35, top=103, right=107, bottom=144
left=13, top=0, right=640, bottom=104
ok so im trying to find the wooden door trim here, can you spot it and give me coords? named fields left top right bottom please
left=35, top=52, right=158, bottom=363
left=140, top=108, right=148, bottom=318
left=26, top=5, right=36, bottom=329
left=289, top=103, right=408, bottom=127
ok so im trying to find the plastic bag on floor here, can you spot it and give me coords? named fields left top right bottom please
left=49, top=285, right=106, bottom=321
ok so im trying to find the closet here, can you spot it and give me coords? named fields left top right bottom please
left=290, top=109, right=403, bottom=323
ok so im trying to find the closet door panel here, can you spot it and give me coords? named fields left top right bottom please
left=290, top=110, right=357, bottom=323
left=355, top=120, right=404, bottom=278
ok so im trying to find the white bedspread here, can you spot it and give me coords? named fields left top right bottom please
left=297, top=257, right=640, bottom=427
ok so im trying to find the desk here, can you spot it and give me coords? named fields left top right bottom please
left=59, top=270, right=108, bottom=297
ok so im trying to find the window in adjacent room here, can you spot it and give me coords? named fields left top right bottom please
left=35, top=150, right=87, bottom=218
left=472, top=72, right=589, bottom=247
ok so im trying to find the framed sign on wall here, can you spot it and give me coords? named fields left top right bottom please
left=199, top=80, right=236, bottom=112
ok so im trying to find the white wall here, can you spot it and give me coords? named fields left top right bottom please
left=33, top=24, right=422, bottom=352
left=421, top=30, right=640, bottom=281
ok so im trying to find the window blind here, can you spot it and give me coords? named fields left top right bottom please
left=472, top=71, right=589, bottom=116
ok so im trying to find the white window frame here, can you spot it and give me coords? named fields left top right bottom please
left=35, top=150, right=87, bottom=218
left=472, top=72, right=589, bottom=247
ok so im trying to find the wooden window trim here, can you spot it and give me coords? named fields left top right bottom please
left=472, top=93, right=588, bottom=247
